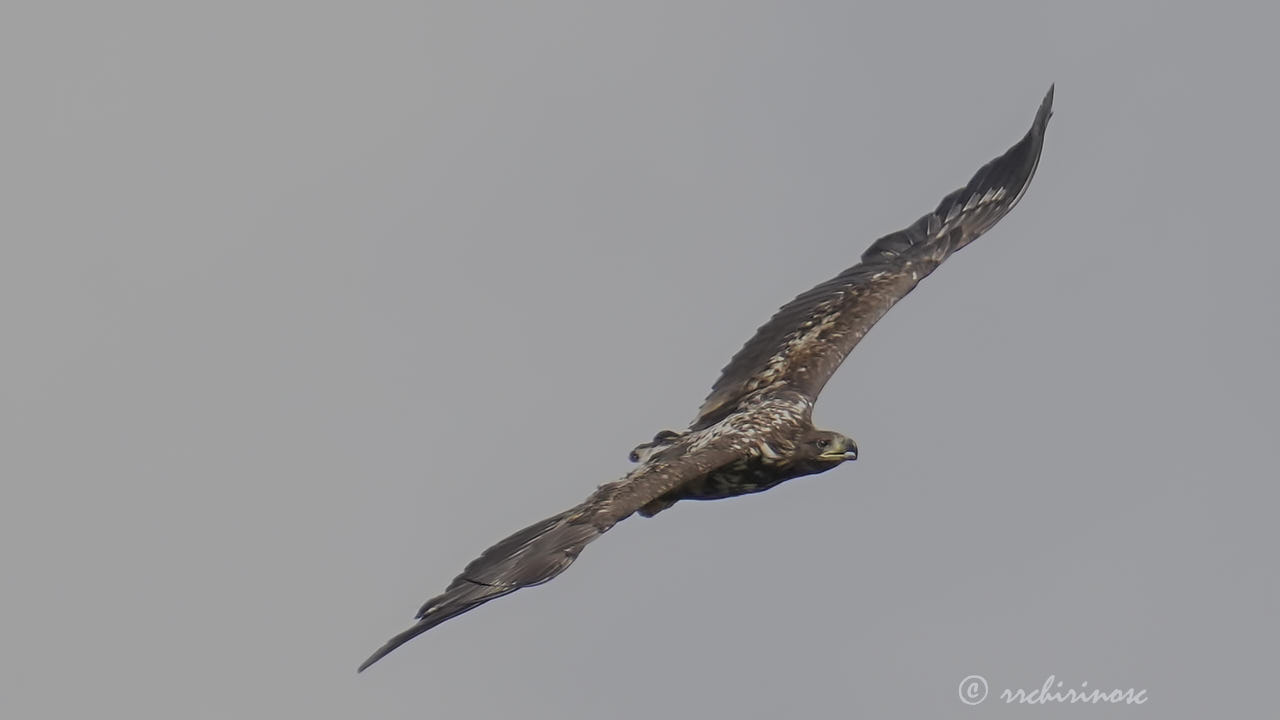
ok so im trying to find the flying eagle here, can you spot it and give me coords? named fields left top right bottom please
left=359, top=87, right=1053, bottom=672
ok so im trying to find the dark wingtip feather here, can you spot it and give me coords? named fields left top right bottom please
left=357, top=583, right=514, bottom=672
left=1040, top=84, right=1055, bottom=124
left=358, top=509, right=602, bottom=672
left=358, top=624, right=423, bottom=673
left=860, top=86, right=1053, bottom=265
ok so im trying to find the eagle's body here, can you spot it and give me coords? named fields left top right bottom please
left=631, top=389, right=846, bottom=516
left=359, top=87, right=1054, bottom=673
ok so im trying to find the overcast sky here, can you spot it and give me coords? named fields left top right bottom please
left=3, top=2, right=1277, bottom=718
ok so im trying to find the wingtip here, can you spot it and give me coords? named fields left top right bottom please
left=1036, top=84, right=1055, bottom=129
left=357, top=622, right=424, bottom=673
left=357, top=645, right=390, bottom=673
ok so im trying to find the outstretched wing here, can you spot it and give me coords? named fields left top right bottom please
left=357, top=441, right=743, bottom=672
left=693, top=87, right=1053, bottom=429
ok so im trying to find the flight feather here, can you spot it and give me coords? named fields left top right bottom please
left=693, top=86, right=1053, bottom=429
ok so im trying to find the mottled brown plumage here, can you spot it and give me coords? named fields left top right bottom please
left=359, top=87, right=1053, bottom=672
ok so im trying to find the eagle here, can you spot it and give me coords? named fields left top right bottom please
left=359, top=87, right=1053, bottom=672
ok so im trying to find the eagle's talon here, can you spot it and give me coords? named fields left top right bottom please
left=629, top=429, right=682, bottom=463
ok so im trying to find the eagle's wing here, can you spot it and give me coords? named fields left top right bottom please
left=692, top=87, right=1053, bottom=429
left=357, top=441, right=743, bottom=672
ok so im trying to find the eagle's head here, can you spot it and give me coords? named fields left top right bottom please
left=800, top=429, right=858, bottom=465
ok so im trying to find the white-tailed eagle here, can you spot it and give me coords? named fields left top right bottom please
left=359, top=87, right=1053, bottom=672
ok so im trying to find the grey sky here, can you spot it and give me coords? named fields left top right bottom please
left=3, top=2, right=1277, bottom=718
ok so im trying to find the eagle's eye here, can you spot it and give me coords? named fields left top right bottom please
left=815, top=438, right=830, bottom=449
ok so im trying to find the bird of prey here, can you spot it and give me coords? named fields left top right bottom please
left=359, top=87, right=1053, bottom=672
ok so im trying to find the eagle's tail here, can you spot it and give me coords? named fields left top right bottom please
left=358, top=508, right=605, bottom=672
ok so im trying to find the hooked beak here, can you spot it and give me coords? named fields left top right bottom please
left=819, top=440, right=858, bottom=462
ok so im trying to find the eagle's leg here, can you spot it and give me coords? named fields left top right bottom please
left=628, top=429, right=682, bottom=463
